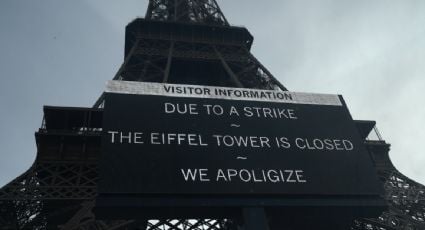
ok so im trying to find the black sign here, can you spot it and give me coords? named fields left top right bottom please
left=99, top=82, right=382, bottom=196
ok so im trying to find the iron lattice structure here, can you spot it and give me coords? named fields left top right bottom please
left=1, top=0, right=424, bottom=229
left=146, top=0, right=229, bottom=26
left=351, top=142, right=425, bottom=230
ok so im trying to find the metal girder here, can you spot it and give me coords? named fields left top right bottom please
left=146, top=0, right=228, bottom=26
left=213, top=45, right=244, bottom=87
left=163, top=41, right=175, bottom=83
left=108, top=37, right=285, bottom=91
left=0, top=163, right=97, bottom=201
left=351, top=143, right=425, bottom=230
left=146, top=219, right=233, bottom=230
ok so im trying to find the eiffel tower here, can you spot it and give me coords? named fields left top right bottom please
left=1, top=0, right=424, bottom=229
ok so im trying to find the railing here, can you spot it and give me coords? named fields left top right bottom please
left=367, top=125, right=384, bottom=141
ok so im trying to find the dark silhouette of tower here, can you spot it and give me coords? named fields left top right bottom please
left=1, top=1, right=424, bottom=229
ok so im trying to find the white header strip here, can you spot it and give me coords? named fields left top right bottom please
left=105, top=81, right=342, bottom=106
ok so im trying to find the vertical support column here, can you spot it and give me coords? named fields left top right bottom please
left=213, top=0, right=229, bottom=25
left=113, top=39, right=140, bottom=80
left=245, top=51, right=287, bottom=91
left=145, top=1, right=153, bottom=19
left=242, top=207, right=270, bottom=230
left=93, top=38, right=139, bottom=108
left=213, top=45, right=244, bottom=88
left=163, top=41, right=175, bottom=83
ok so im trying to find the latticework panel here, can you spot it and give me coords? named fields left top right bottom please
left=146, top=0, right=228, bottom=26
left=34, top=162, right=98, bottom=200
left=146, top=219, right=235, bottom=230
left=353, top=167, right=425, bottom=229
left=0, top=162, right=97, bottom=201
left=54, top=218, right=236, bottom=230
left=113, top=38, right=285, bottom=91
left=0, top=162, right=97, bottom=229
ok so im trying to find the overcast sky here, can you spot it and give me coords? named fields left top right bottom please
left=1, top=0, right=424, bottom=187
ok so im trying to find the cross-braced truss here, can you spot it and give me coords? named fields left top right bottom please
left=146, top=0, right=228, bottom=26
left=351, top=142, right=425, bottom=230
left=352, top=173, right=425, bottom=230
left=113, top=38, right=285, bottom=90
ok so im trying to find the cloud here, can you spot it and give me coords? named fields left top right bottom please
left=221, top=0, right=425, bottom=184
